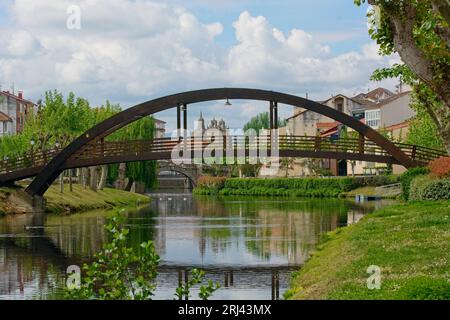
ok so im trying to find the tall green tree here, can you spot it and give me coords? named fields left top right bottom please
left=243, top=112, right=286, bottom=134
left=0, top=90, right=157, bottom=191
left=355, top=0, right=450, bottom=154
left=406, top=93, right=445, bottom=150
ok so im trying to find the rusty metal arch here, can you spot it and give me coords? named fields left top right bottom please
left=25, top=88, right=415, bottom=197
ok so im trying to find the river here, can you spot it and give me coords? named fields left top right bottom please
left=0, top=193, right=395, bottom=300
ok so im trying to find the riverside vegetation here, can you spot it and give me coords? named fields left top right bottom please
left=193, top=175, right=400, bottom=198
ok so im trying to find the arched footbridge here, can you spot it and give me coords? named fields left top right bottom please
left=0, top=88, right=446, bottom=196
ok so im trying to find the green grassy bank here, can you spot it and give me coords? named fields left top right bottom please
left=0, top=184, right=150, bottom=215
left=286, top=201, right=450, bottom=300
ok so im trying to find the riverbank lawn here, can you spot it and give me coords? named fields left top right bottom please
left=44, top=184, right=150, bottom=213
left=287, top=201, right=450, bottom=300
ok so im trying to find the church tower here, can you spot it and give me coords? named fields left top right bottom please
left=194, top=111, right=205, bottom=136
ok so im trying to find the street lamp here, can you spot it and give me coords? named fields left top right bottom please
left=30, top=139, right=35, bottom=165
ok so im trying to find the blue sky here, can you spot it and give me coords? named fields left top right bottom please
left=0, top=0, right=398, bottom=132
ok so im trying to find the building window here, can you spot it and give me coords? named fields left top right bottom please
left=337, top=103, right=343, bottom=113
left=365, top=109, right=380, bottom=128
left=2, top=122, right=7, bottom=133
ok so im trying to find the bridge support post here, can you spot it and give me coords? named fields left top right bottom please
left=358, top=133, right=365, bottom=154
left=274, top=102, right=278, bottom=130
left=182, top=103, right=187, bottom=133
left=177, top=104, right=181, bottom=139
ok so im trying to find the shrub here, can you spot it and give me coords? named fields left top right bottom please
left=420, top=179, right=450, bottom=201
left=409, top=175, right=433, bottom=201
left=194, top=176, right=401, bottom=198
left=409, top=175, right=450, bottom=201
left=223, top=177, right=359, bottom=192
left=428, top=156, right=450, bottom=178
left=197, top=176, right=226, bottom=190
left=400, top=167, right=429, bottom=200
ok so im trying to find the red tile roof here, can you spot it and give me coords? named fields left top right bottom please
left=0, top=91, right=34, bottom=105
left=317, top=121, right=340, bottom=129
left=384, top=120, right=409, bottom=131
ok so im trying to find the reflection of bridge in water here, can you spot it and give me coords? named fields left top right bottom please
left=0, top=233, right=297, bottom=300
left=156, top=264, right=301, bottom=300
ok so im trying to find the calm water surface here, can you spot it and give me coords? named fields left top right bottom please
left=0, top=193, right=395, bottom=300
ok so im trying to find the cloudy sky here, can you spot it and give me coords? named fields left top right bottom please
left=0, top=0, right=401, bottom=132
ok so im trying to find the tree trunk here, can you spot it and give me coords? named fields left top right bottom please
left=440, top=126, right=450, bottom=155
left=384, top=2, right=450, bottom=125
left=69, top=169, right=73, bottom=192
left=59, top=171, right=64, bottom=193
left=98, top=165, right=108, bottom=190
left=89, top=166, right=98, bottom=192
left=82, top=168, right=89, bottom=189
left=77, top=168, right=83, bottom=185
left=115, top=163, right=127, bottom=190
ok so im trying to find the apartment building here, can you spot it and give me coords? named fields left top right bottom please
left=0, top=90, right=34, bottom=136
left=281, top=87, right=414, bottom=176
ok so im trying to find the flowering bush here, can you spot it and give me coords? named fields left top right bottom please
left=196, top=176, right=227, bottom=189
left=428, top=156, right=450, bottom=178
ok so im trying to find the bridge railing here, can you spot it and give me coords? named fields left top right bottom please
left=1, top=136, right=447, bottom=175
left=395, top=142, right=447, bottom=164
left=72, top=135, right=447, bottom=164
left=0, top=149, right=60, bottom=174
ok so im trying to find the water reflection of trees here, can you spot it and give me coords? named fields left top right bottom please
left=0, top=196, right=391, bottom=299
left=0, top=229, right=69, bottom=299
left=44, top=206, right=157, bottom=259
left=183, top=197, right=376, bottom=265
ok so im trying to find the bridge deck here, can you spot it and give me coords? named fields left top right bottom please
left=0, top=135, right=446, bottom=185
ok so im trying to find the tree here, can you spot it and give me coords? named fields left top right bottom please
left=0, top=90, right=158, bottom=192
left=406, top=95, right=445, bottom=150
left=280, top=158, right=295, bottom=177
left=243, top=112, right=286, bottom=134
left=356, top=0, right=450, bottom=154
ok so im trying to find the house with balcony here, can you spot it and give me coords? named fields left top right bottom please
left=280, top=87, right=414, bottom=177
left=348, top=90, right=414, bottom=175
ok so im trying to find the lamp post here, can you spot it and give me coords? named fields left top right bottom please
left=30, top=139, right=35, bottom=166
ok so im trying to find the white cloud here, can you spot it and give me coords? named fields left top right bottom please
left=0, top=1, right=399, bottom=131
left=6, top=30, right=42, bottom=57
